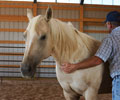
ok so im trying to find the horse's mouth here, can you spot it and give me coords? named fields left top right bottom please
left=21, top=69, right=36, bottom=78
left=21, top=68, right=36, bottom=78
left=20, top=63, right=37, bottom=78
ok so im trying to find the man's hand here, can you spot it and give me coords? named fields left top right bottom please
left=61, top=63, right=77, bottom=73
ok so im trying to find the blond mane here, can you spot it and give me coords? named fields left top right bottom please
left=49, top=18, right=101, bottom=63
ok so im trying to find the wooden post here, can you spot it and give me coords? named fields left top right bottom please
left=33, top=3, right=37, bottom=16
left=80, top=5, right=84, bottom=32
left=1, top=77, right=3, bottom=85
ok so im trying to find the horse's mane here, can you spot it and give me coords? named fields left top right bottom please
left=50, top=18, right=101, bottom=63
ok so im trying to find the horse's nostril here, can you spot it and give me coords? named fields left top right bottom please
left=28, top=67, right=32, bottom=72
left=21, top=63, right=31, bottom=73
left=20, top=62, right=36, bottom=78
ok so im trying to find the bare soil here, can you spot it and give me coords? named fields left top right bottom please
left=0, top=78, right=112, bottom=100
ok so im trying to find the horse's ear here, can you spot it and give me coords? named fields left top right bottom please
left=67, top=22, right=74, bottom=27
left=45, top=6, right=52, bottom=22
left=27, top=9, right=33, bottom=21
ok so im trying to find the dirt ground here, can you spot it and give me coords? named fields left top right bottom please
left=0, top=78, right=112, bottom=100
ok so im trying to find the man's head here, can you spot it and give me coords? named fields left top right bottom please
left=105, top=11, right=120, bottom=32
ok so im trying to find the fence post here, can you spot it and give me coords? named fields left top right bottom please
left=0, top=77, right=3, bottom=84
left=33, top=1, right=37, bottom=16
left=80, top=5, right=84, bottom=32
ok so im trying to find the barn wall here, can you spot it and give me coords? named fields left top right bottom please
left=0, top=1, right=120, bottom=78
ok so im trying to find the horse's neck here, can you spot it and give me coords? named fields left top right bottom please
left=77, top=30, right=101, bottom=55
left=50, top=19, right=100, bottom=65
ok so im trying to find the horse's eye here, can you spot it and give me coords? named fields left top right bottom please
left=40, top=35, right=46, bottom=40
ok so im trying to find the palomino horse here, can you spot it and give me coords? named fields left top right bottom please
left=21, top=7, right=110, bottom=100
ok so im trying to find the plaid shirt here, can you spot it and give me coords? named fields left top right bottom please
left=95, top=26, right=120, bottom=78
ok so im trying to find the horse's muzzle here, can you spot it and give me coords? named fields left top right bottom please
left=20, top=63, right=36, bottom=78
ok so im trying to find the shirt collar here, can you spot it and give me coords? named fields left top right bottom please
left=111, top=26, right=120, bottom=35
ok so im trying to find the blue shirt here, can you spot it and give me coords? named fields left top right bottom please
left=95, top=26, right=120, bottom=78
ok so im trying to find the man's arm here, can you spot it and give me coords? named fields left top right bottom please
left=61, top=56, right=103, bottom=73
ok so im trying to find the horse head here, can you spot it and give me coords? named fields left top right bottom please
left=21, top=7, right=53, bottom=78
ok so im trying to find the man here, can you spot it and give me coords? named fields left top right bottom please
left=61, top=11, right=120, bottom=100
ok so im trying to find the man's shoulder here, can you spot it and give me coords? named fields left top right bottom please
left=101, top=35, right=112, bottom=45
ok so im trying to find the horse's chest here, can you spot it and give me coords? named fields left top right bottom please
left=57, top=78, right=87, bottom=95
left=70, top=82, right=87, bottom=94
left=55, top=64, right=87, bottom=94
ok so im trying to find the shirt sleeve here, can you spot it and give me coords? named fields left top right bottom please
left=95, top=37, right=112, bottom=62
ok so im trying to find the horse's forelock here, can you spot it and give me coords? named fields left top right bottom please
left=34, top=15, right=50, bottom=36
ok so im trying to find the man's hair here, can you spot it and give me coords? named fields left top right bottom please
left=110, top=21, right=120, bottom=27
